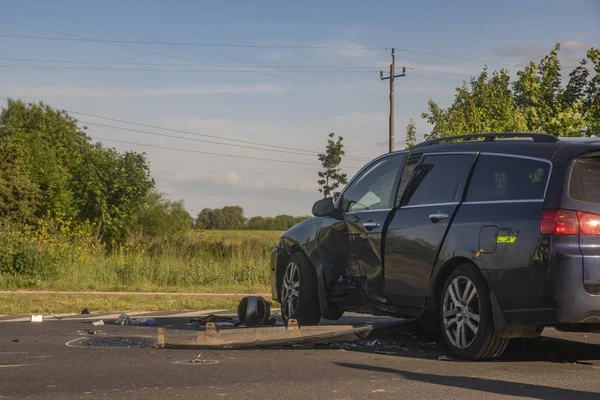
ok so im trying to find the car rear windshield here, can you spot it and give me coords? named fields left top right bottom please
left=569, top=156, right=600, bottom=205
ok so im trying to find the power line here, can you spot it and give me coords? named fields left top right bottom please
left=0, top=96, right=371, bottom=161
left=0, top=21, right=386, bottom=94
left=0, top=33, right=384, bottom=50
left=0, top=57, right=383, bottom=69
left=0, top=32, right=527, bottom=68
left=89, top=136, right=360, bottom=169
left=0, top=64, right=381, bottom=74
left=80, top=120, right=367, bottom=162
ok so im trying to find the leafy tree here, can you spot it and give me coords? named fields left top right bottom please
left=420, top=44, right=599, bottom=139
left=0, top=142, right=39, bottom=223
left=134, top=191, right=192, bottom=238
left=405, top=119, right=417, bottom=149
left=195, top=208, right=214, bottom=230
left=0, top=99, right=155, bottom=244
left=317, top=132, right=348, bottom=200
left=423, top=68, right=527, bottom=137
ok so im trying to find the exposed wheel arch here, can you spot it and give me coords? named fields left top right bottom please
left=432, top=257, right=485, bottom=304
left=275, top=244, right=307, bottom=301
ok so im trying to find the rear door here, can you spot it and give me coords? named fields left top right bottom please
left=384, top=153, right=476, bottom=307
left=568, top=154, right=600, bottom=293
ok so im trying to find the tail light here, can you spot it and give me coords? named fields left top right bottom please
left=540, top=209, right=600, bottom=235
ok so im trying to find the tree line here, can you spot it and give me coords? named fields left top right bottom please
left=195, top=206, right=309, bottom=230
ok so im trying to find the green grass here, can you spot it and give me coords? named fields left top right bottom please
left=0, top=294, right=244, bottom=315
left=0, top=227, right=282, bottom=294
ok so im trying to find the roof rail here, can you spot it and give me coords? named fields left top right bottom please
left=412, top=133, right=559, bottom=149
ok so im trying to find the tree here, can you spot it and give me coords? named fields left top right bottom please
left=405, top=119, right=417, bottom=148
left=423, top=68, right=527, bottom=137
left=0, top=142, right=39, bottom=223
left=317, top=132, right=348, bottom=200
left=420, top=44, right=599, bottom=139
left=134, top=191, right=192, bottom=238
left=0, top=99, right=155, bottom=244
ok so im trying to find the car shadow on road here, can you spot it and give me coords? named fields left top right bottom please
left=333, top=362, right=599, bottom=399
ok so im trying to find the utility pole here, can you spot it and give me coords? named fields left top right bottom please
left=380, top=48, right=406, bottom=153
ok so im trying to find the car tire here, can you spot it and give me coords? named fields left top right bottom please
left=280, top=252, right=321, bottom=326
left=439, top=264, right=509, bottom=360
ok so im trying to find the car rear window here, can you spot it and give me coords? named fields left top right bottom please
left=569, top=157, right=600, bottom=205
left=465, top=155, right=551, bottom=202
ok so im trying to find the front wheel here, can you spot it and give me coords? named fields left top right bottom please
left=280, top=253, right=321, bottom=326
left=440, top=265, right=509, bottom=360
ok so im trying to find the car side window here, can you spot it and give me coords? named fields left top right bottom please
left=402, top=154, right=474, bottom=207
left=465, top=155, right=551, bottom=202
left=341, top=154, right=406, bottom=213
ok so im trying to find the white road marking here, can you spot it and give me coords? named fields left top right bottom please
left=0, top=364, right=34, bottom=368
left=0, top=309, right=234, bottom=323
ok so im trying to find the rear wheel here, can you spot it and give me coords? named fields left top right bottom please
left=280, top=253, right=321, bottom=326
left=440, top=265, right=509, bottom=360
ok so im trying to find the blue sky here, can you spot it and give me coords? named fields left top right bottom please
left=1, top=0, right=598, bottom=216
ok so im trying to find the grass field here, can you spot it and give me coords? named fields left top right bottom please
left=0, top=228, right=282, bottom=294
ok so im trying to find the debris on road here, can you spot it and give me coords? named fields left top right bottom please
left=85, top=329, right=100, bottom=335
left=185, top=321, right=202, bottom=328
left=12, top=338, right=19, bottom=343
left=30, top=314, right=43, bottom=323
left=81, top=308, right=90, bottom=315
left=53, top=316, right=64, bottom=320
left=375, top=350, right=397, bottom=355
left=115, top=314, right=131, bottom=325
left=91, top=320, right=104, bottom=326
left=132, top=318, right=159, bottom=326
left=437, top=355, right=452, bottom=361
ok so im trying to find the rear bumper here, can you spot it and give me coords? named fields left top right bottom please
left=488, top=236, right=600, bottom=326
left=553, top=253, right=600, bottom=324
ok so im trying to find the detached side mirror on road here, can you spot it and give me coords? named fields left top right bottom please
left=312, top=197, right=336, bottom=217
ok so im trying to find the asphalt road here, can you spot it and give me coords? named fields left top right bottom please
left=1, top=311, right=600, bottom=399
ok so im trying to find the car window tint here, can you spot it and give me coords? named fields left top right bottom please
left=341, top=154, right=405, bottom=212
left=403, top=155, right=474, bottom=206
left=395, top=153, right=421, bottom=206
left=466, top=155, right=550, bottom=202
left=569, top=156, right=600, bottom=205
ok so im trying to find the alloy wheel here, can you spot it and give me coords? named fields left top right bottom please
left=442, top=275, right=480, bottom=349
left=281, top=261, right=300, bottom=320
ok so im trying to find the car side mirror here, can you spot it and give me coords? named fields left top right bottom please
left=312, top=198, right=336, bottom=217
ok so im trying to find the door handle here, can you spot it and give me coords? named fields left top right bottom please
left=362, top=221, right=381, bottom=230
left=429, top=213, right=449, bottom=223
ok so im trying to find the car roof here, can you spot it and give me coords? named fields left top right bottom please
left=399, top=133, right=600, bottom=166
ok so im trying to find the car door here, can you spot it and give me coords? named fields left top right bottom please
left=384, top=152, right=477, bottom=308
left=318, top=153, right=407, bottom=302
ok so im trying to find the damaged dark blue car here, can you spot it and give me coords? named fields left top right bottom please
left=271, top=133, right=600, bottom=360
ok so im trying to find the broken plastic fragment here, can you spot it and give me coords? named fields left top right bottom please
left=437, top=355, right=452, bottom=361
left=91, top=320, right=104, bottom=326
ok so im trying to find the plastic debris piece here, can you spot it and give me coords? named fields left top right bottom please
left=86, top=329, right=99, bottom=335
left=375, top=350, right=396, bottom=355
left=30, top=314, right=43, bottom=323
left=363, top=340, right=380, bottom=347
left=132, top=318, right=159, bottom=326
left=165, top=325, right=174, bottom=329
left=115, top=314, right=131, bottom=326
left=185, top=321, right=202, bottom=328
left=53, top=315, right=63, bottom=320
left=81, top=308, right=90, bottom=315
left=214, top=322, right=234, bottom=327
left=437, top=355, right=452, bottom=361
left=91, top=320, right=104, bottom=326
